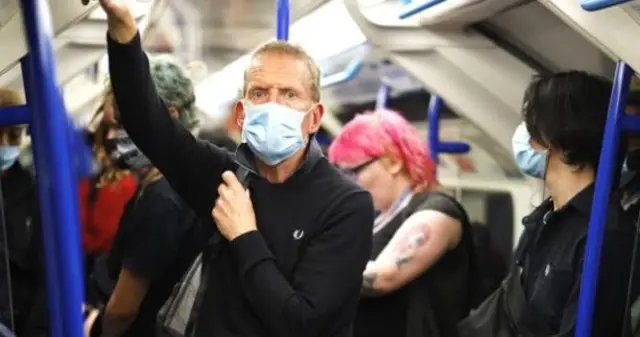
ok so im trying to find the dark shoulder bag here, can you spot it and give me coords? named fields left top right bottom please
left=157, top=166, right=251, bottom=337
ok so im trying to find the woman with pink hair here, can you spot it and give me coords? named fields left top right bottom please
left=328, top=110, right=476, bottom=337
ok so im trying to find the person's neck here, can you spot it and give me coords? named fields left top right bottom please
left=380, top=176, right=413, bottom=213
left=257, top=147, right=308, bottom=184
left=545, top=159, right=594, bottom=210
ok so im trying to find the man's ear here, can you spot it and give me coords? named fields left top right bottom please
left=306, top=103, right=325, bottom=133
left=233, top=101, right=245, bottom=129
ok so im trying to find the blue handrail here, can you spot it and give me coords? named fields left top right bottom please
left=0, top=1, right=87, bottom=337
left=375, top=82, right=391, bottom=111
left=426, top=95, right=470, bottom=164
left=575, top=62, right=637, bottom=337
left=399, top=0, right=447, bottom=19
left=276, top=0, right=290, bottom=40
left=320, top=55, right=365, bottom=87
left=581, top=0, right=634, bottom=12
left=0, top=105, right=30, bottom=125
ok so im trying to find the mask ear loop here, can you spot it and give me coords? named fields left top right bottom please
left=0, top=177, right=15, bottom=332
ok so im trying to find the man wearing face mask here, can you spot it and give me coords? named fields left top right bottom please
left=458, top=71, right=639, bottom=337
left=84, top=57, right=205, bottom=337
left=98, top=1, right=374, bottom=337
left=0, top=89, right=48, bottom=337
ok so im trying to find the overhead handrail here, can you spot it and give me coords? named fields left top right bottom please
left=426, top=95, right=471, bottom=165
left=0, top=105, right=31, bottom=125
left=580, top=0, right=634, bottom=12
left=276, top=0, right=290, bottom=40
left=399, top=0, right=447, bottom=19
left=0, top=1, right=88, bottom=337
left=575, top=62, right=637, bottom=337
left=320, top=54, right=365, bottom=87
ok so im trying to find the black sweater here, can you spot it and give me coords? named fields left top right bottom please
left=106, top=33, right=374, bottom=337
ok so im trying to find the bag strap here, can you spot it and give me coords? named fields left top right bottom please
left=185, top=165, right=251, bottom=336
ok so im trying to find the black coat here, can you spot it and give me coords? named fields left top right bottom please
left=0, top=163, right=48, bottom=337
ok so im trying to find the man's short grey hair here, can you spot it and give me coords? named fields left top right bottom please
left=149, top=54, right=200, bottom=131
left=243, top=41, right=322, bottom=102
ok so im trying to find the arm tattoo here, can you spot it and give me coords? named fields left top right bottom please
left=394, top=232, right=427, bottom=268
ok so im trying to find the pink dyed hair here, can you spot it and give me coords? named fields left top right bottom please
left=328, top=109, right=438, bottom=190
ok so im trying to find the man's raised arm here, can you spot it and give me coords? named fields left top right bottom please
left=99, top=0, right=233, bottom=216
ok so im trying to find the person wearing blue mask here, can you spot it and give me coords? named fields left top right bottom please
left=99, top=1, right=374, bottom=337
left=512, top=122, right=547, bottom=179
left=0, top=88, right=48, bottom=337
left=459, top=71, right=640, bottom=337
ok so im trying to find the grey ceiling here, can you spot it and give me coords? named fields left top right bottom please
left=163, top=0, right=330, bottom=72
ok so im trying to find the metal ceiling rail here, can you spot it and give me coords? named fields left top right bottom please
left=398, top=0, right=446, bottom=19
left=575, top=61, right=639, bottom=337
left=0, top=1, right=89, bottom=336
left=580, top=0, right=634, bottom=11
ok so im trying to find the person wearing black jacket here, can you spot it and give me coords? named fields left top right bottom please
left=0, top=88, right=47, bottom=337
left=459, top=72, right=640, bottom=337
left=98, top=1, right=374, bottom=337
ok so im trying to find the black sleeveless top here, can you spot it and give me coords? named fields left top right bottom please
left=353, top=192, right=475, bottom=337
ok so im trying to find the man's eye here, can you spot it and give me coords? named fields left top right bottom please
left=285, top=91, right=297, bottom=99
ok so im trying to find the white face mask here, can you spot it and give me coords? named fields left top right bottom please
left=241, top=102, right=308, bottom=166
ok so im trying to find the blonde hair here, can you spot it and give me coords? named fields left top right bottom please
left=243, top=41, right=322, bottom=102
left=89, top=94, right=130, bottom=186
left=0, top=88, right=25, bottom=107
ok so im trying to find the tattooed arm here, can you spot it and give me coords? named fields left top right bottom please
left=360, top=210, right=462, bottom=296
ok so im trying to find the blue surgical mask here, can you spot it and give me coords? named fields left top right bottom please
left=0, top=146, right=20, bottom=170
left=512, top=123, right=547, bottom=179
left=242, top=102, right=307, bottom=166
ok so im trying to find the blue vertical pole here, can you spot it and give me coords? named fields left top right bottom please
left=276, top=0, right=290, bottom=40
left=575, top=62, right=633, bottom=337
left=20, top=58, right=63, bottom=337
left=427, top=95, right=442, bottom=164
left=376, top=83, right=390, bottom=110
left=19, top=1, right=85, bottom=337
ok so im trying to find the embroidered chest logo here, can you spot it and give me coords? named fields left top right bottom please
left=544, top=264, right=551, bottom=277
left=293, top=230, right=305, bottom=240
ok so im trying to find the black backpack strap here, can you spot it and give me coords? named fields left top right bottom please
left=185, top=165, right=251, bottom=336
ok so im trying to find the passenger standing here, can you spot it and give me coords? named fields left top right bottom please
left=85, top=56, right=204, bottom=337
left=81, top=98, right=137, bottom=305
left=0, top=89, right=47, bottom=337
left=459, top=71, right=639, bottom=337
left=328, top=110, right=475, bottom=337
left=99, top=1, right=374, bottom=336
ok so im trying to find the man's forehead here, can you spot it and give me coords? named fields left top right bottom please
left=247, top=53, right=309, bottom=80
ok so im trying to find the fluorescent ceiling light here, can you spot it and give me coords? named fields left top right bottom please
left=195, top=0, right=367, bottom=121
